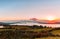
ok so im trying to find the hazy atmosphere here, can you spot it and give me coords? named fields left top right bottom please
left=0, top=0, right=60, bottom=39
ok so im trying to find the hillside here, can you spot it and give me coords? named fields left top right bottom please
left=0, top=25, right=59, bottom=39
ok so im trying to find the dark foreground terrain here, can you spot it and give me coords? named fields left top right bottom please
left=0, top=25, right=60, bottom=39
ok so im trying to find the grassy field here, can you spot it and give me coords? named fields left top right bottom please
left=0, top=25, right=60, bottom=39
left=51, top=30, right=60, bottom=35
left=35, top=37, right=60, bottom=39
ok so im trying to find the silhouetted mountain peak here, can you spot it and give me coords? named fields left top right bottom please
left=30, top=18, right=38, bottom=21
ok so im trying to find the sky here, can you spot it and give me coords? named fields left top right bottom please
left=0, top=0, right=60, bottom=20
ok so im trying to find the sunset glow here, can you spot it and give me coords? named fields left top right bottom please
left=0, top=0, right=60, bottom=20
left=46, top=16, right=56, bottom=21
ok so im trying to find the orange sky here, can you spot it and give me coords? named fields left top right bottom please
left=0, top=17, right=60, bottom=21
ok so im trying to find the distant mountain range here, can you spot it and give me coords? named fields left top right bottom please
left=0, top=18, right=60, bottom=26
left=0, top=19, right=60, bottom=26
